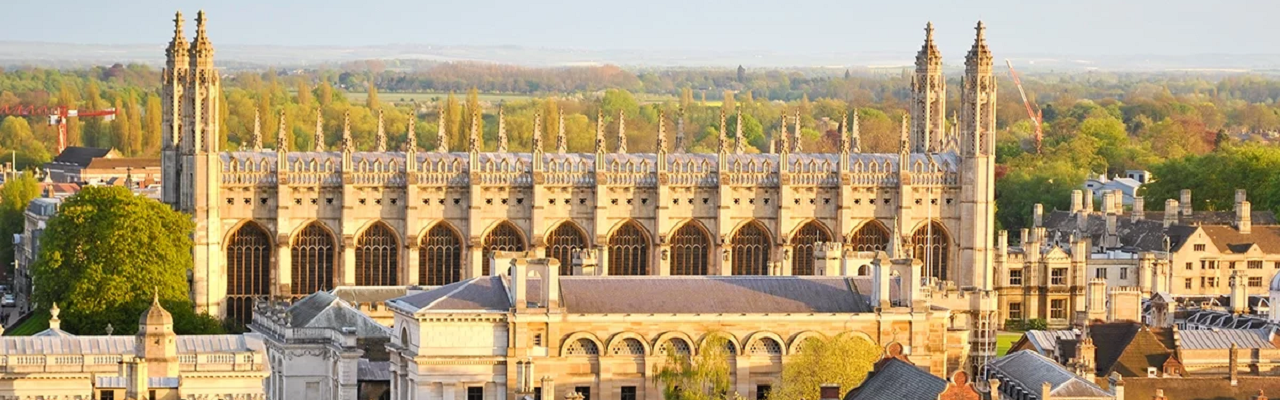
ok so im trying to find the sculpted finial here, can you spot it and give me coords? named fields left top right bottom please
left=556, top=108, right=567, bottom=154
left=375, top=109, right=387, bottom=152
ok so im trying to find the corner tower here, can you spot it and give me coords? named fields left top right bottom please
left=910, top=22, right=945, bottom=153
left=182, top=10, right=223, bottom=315
left=161, top=12, right=188, bottom=207
left=958, top=21, right=997, bottom=290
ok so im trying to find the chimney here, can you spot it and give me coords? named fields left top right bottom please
left=1238, top=201, right=1252, bottom=234
left=1164, top=199, right=1180, bottom=228
left=542, top=258, right=561, bottom=309
left=1180, top=189, right=1192, bottom=216
left=1071, top=190, right=1084, bottom=213
left=1086, top=278, right=1107, bottom=322
left=814, top=242, right=843, bottom=276
left=871, top=255, right=892, bottom=309
left=510, top=257, right=528, bottom=310
left=1132, top=196, right=1145, bottom=222
left=819, top=384, right=840, bottom=400
left=1102, top=191, right=1117, bottom=215
left=1231, top=271, right=1247, bottom=314
left=1019, top=228, right=1030, bottom=247
left=1034, top=203, right=1044, bottom=227
left=1084, top=189, right=1095, bottom=213
left=1110, top=372, right=1124, bottom=400
left=998, top=230, right=1009, bottom=256
left=1230, top=343, right=1240, bottom=386
left=1113, top=189, right=1124, bottom=213
left=1042, top=381, right=1053, bottom=400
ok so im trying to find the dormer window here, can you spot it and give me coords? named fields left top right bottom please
left=1147, top=366, right=1158, bottom=377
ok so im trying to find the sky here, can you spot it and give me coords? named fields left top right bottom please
left=1, top=0, right=1277, bottom=57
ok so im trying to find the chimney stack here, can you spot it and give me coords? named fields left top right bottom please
left=1084, top=189, right=1095, bottom=213
left=1164, top=199, right=1180, bottom=228
left=1071, top=190, right=1084, bottom=214
left=1236, top=189, right=1252, bottom=234
left=1034, top=203, right=1044, bottom=227
left=1102, top=191, right=1117, bottom=215
left=1230, top=270, right=1248, bottom=314
left=1132, top=196, right=1145, bottom=222
left=1180, top=189, right=1193, bottom=216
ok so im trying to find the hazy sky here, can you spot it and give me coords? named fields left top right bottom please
left=2, top=0, right=1276, bottom=56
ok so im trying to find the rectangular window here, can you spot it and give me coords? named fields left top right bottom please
left=1009, top=302, right=1023, bottom=320
left=149, top=390, right=157, bottom=400
left=1201, top=260, right=1207, bottom=270
left=1201, top=277, right=1207, bottom=288
left=1186, top=262, right=1193, bottom=270
left=468, top=387, right=484, bottom=400
left=101, top=391, right=115, bottom=400
left=575, top=387, right=591, bottom=400
left=1095, top=268, right=1107, bottom=279
left=1009, top=269, right=1023, bottom=286
left=1051, top=268, right=1067, bottom=285
left=1249, top=260, right=1263, bottom=269
left=621, top=386, right=637, bottom=400
left=757, top=385, right=772, bottom=400
left=1185, top=278, right=1193, bottom=289
left=1195, top=244, right=1206, bottom=251
left=1120, top=268, right=1128, bottom=280
left=1050, top=299, right=1066, bottom=319
left=1250, top=277, right=1263, bottom=287
left=1230, top=261, right=1237, bottom=269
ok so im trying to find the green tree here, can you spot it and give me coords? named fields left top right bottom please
left=31, top=186, right=222, bottom=334
left=144, top=94, right=162, bottom=154
left=366, top=82, right=381, bottom=110
left=0, top=172, right=39, bottom=276
left=654, top=334, right=735, bottom=400
left=769, top=334, right=880, bottom=400
left=722, top=90, right=735, bottom=114
left=445, top=91, right=464, bottom=150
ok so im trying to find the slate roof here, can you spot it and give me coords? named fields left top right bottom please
left=1176, top=328, right=1275, bottom=349
left=330, top=286, right=417, bottom=304
left=50, top=146, right=113, bottom=167
left=0, top=333, right=266, bottom=355
left=83, top=157, right=160, bottom=171
left=845, top=358, right=947, bottom=400
left=557, top=276, right=871, bottom=314
left=1040, top=210, right=1170, bottom=251
left=1040, top=210, right=1279, bottom=252
left=987, top=350, right=1112, bottom=399
left=1122, top=377, right=1280, bottom=400
left=391, top=276, right=512, bottom=313
left=357, top=359, right=391, bottom=381
left=1019, top=329, right=1080, bottom=354
left=285, top=292, right=390, bottom=338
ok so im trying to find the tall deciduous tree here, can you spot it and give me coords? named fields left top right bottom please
left=0, top=172, right=39, bottom=276
left=654, top=334, right=735, bottom=400
left=768, top=335, right=880, bottom=400
left=366, top=82, right=381, bottom=110
left=30, top=186, right=223, bottom=334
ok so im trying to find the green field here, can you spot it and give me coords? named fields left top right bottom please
left=996, top=331, right=1021, bottom=356
left=4, top=311, right=48, bottom=336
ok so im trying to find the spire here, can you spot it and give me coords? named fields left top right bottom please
left=406, top=114, right=417, bottom=152
left=850, top=109, right=861, bottom=153
left=375, top=109, right=387, bottom=152
left=556, top=109, right=567, bottom=154
left=839, top=112, right=850, bottom=154
left=251, top=109, right=263, bottom=151
left=917, top=21, right=942, bottom=68
left=778, top=113, right=790, bottom=154
left=341, top=110, right=353, bottom=153
left=190, top=10, right=214, bottom=68
left=436, top=106, right=448, bottom=153
left=675, top=108, right=686, bottom=153
left=595, top=109, right=606, bottom=153
left=496, top=104, right=508, bottom=153
left=166, top=11, right=189, bottom=68
left=313, top=109, right=324, bottom=152
left=656, top=109, right=668, bottom=153
left=791, top=109, right=802, bottom=153
left=733, top=109, right=745, bottom=154
left=718, top=108, right=728, bottom=153
left=469, top=107, right=481, bottom=152
left=276, top=109, right=287, bottom=152
left=532, top=111, right=544, bottom=153
left=616, top=110, right=627, bottom=153
left=966, top=20, right=994, bottom=67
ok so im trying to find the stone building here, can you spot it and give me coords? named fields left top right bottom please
left=160, top=9, right=1000, bottom=357
left=0, top=296, right=268, bottom=400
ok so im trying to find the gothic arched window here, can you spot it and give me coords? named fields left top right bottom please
left=731, top=221, right=771, bottom=275
left=482, top=222, right=526, bottom=276
left=291, top=222, right=336, bottom=298
left=608, top=221, right=650, bottom=276
left=912, top=221, right=950, bottom=282
left=848, top=221, right=890, bottom=253
left=420, top=223, right=463, bottom=286
left=670, top=222, right=711, bottom=275
left=226, top=222, right=271, bottom=326
left=546, top=222, right=588, bottom=276
left=355, top=223, right=400, bottom=286
left=790, top=221, right=832, bottom=276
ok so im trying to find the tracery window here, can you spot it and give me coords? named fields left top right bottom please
left=565, top=338, right=600, bottom=356
left=790, top=221, right=832, bottom=275
left=732, top=222, right=771, bottom=275
left=546, top=222, right=588, bottom=276
left=659, top=338, right=692, bottom=357
left=848, top=221, right=890, bottom=253
left=911, top=221, right=950, bottom=282
left=226, top=222, right=271, bottom=326
left=608, top=221, right=650, bottom=276
left=482, top=222, right=526, bottom=276
left=609, top=338, right=646, bottom=356
left=748, top=338, right=783, bottom=356
left=670, top=222, right=711, bottom=275
left=420, top=223, right=463, bottom=286
left=355, top=223, right=400, bottom=286
left=291, top=222, right=336, bottom=298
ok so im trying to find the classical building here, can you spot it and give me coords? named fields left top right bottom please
left=0, top=296, right=268, bottom=400
left=386, top=253, right=973, bottom=400
left=160, top=10, right=1002, bottom=365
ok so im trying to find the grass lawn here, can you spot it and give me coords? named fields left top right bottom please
left=4, top=310, right=48, bottom=336
left=996, top=331, right=1022, bottom=356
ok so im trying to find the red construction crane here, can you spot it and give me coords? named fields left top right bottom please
left=0, top=105, right=117, bottom=154
left=1005, top=59, right=1043, bottom=154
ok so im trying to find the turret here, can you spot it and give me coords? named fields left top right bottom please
left=777, top=113, right=789, bottom=155
left=791, top=109, right=802, bottom=153
left=850, top=109, right=862, bottom=153
left=375, top=109, right=387, bottom=152
left=911, top=22, right=945, bottom=153
left=718, top=108, right=728, bottom=154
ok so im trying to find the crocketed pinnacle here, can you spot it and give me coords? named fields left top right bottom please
left=375, top=109, right=387, bottom=152
left=556, top=109, right=567, bottom=154
left=313, top=109, right=324, bottom=152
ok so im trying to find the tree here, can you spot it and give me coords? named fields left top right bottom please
left=30, top=186, right=222, bottom=334
left=654, top=333, right=735, bottom=400
left=0, top=172, right=39, bottom=277
left=722, top=90, right=735, bottom=114
left=366, top=82, right=381, bottom=110
left=769, top=334, right=880, bottom=400
left=144, top=94, right=162, bottom=154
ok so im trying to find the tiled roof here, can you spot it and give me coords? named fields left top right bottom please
left=50, top=146, right=112, bottom=167
left=0, top=333, right=265, bottom=355
left=987, top=350, right=1112, bottom=399
left=1108, top=327, right=1174, bottom=378
left=284, top=292, right=390, bottom=338
left=1199, top=225, right=1280, bottom=254
left=83, top=157, right=160, bottom=171
left=391, top=276, right=512, bottom=313
left=1084, top=322, right=1144, bottom=375
left=845, top=358, right=947, bottom=400
left=1177, top=328, right=1275, bottom=349
left=558, top=276, right=870, bottom=314
left=1123, top=377, right=1280, bottom=400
